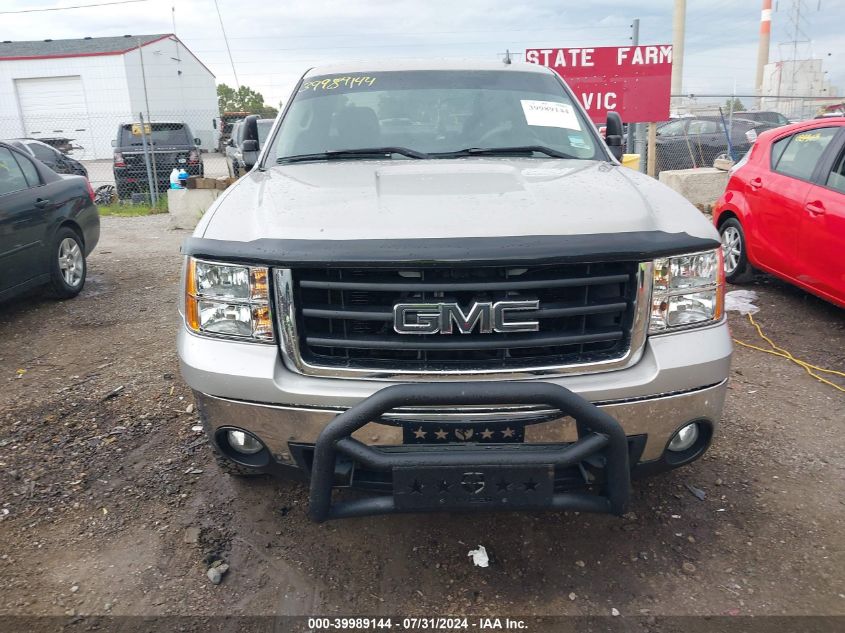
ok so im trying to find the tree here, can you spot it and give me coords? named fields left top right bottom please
left=723, top=97, right=746, bottom=113
left=217, top=83, right=277, bottom=116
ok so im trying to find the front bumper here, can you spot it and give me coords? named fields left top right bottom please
left=198, top=380, right=724, bottom=521
left=306, top=382, right=631, bottom=521
left=183, top=321, right=731, bottom=520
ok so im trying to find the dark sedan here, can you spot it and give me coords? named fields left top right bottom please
left=0, top=141, right=99, bottom=302
left=654, top=116, right=778, bottom=174
left=4, top=138, right=89, bottom=178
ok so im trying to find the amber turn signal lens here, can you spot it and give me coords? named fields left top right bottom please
left=185, top=259, right=201, bottom=332
left=251, top=267, right=269, bottom=301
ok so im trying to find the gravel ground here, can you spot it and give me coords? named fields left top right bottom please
left=0, top=215, right=843, bottom=628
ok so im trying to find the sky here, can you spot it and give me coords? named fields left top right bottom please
left=1, top=0, right=843, bottom=108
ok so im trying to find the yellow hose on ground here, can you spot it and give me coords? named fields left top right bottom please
left=733, top=313, right=845, bottom=393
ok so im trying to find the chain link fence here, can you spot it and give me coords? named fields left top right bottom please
left=3, top=95, right=843, bottom=198
left=626, top=94, right=843, bottom=177
left=1, top=110, right=231, bottom=205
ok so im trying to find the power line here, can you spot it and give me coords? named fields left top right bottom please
left=0, top=0, right=148, bottom=14
left=182, top=24, right=629, bottom=40
left=212, top=0, right=239, bottom=90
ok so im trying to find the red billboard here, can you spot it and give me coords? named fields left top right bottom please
left=525, top=45, right=673, bottom=124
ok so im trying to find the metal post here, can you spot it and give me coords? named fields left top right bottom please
left=139, top=112, right=155, bottom=205
left=627, top=18, right=640, bottom=156
left=137, top=37, right=158, bottom=204
left=647, top=122, right=657, bottom=178
left=718, top=107, right=736, bottom=161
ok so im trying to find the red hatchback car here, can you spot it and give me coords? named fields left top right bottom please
left=713, top=118, right=845, bottom=308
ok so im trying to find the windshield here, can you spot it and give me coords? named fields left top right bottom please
left=269, top=70, right=601, bottom=163
left=119, top=123, right=190, bottom=147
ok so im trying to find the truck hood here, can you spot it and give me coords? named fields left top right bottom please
left=198, top=158, right=719, bottom=243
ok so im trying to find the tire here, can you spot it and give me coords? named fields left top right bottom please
left=94, top=184, right=117, bottom=205
left=47, top=228, right=87, bottom=299
left=719, top=217, right=755, bottom=284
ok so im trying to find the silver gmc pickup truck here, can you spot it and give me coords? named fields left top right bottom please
left=178, top=60, right=731, bottom=522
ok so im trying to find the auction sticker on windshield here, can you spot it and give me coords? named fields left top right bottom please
left=521, top=100, right=580, bottom=130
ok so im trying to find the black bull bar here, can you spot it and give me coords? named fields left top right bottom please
left=308, top=382, right=631, bottom=522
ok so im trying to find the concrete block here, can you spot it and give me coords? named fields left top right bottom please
left=659, top=167, right=729, bottom=212
left=167, top=188, right=220, bottom=230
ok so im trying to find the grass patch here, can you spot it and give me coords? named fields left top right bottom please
left=98, top=200, right=168, bottom=217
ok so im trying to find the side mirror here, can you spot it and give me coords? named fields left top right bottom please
left=605, top=111, right=624, bottom=161
left=242, top=140, right=259, bottom=169
left=111, top=139, right=116, bottom=147
left=194, top=138, right=202, bottom=146
left=241, top=115, right=260, bottom=169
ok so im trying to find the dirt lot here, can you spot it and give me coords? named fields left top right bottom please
left=0, top=216, right=843, bottom=628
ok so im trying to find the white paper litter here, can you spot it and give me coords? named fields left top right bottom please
left=468, top=545, right=490, bottom=568
left=724, top=289, right=760, bottom=314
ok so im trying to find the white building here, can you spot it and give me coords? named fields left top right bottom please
left=760, top=58, right=839, bottom=120
left=0, top=34, right=219, bottom=159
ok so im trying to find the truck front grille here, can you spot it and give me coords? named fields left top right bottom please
left=280, top=262, right=641, bottom=375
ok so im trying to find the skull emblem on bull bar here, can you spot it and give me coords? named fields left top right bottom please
left=461, top=472, right=486, bottom=495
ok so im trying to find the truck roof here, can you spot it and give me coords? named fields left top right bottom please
left=304, top=59, right=554, bottom=77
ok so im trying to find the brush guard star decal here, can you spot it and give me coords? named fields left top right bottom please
left=307, top=382, right=631, bottom=522
left=402, top=421, right=525, bottom=444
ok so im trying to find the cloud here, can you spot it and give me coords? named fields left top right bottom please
left=1, top=0, right=841, bottom=107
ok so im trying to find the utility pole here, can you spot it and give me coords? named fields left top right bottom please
left=671, top=0, right=686, bottom=103
left=755, top=0, right=773, bottom=107
left=136, top=37, right=158, bottom=205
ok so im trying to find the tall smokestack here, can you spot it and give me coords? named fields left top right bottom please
left=755, top=0, right=773, bottom=97
left=671, top=0, right=686, bottom=99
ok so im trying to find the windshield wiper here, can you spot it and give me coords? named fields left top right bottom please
left=278, top=147, right=430, bottom=164
left=432, top=146, right=578, bottom=159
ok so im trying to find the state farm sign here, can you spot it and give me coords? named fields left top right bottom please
left=526, top=45, right=673, bottom=124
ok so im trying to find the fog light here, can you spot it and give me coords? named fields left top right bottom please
left=227, top=429, right=263, bottom=455
left=668, top=423, right=700, bottom=452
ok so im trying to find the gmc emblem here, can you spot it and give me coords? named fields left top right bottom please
left=393, top=300, right=540, bottom=335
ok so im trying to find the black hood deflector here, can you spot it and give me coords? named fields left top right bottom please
left=182, top=232, right=720, bottom=267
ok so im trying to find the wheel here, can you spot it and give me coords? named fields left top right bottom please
left=94, top=184, right=117, bottom=205
left=719, top=218, right=754, bottom=284
left=48, top=228, right=87, bottom=299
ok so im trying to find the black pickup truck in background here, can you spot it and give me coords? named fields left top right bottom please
left=112, top=122, right=204, bottom=199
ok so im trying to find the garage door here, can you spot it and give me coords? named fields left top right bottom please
left=15, top=76, right=96, bottom=160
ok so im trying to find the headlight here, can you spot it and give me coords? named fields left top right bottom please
left=649, top=248, right=724, bottom=333
left=184, top=258, right=274, bottom=342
